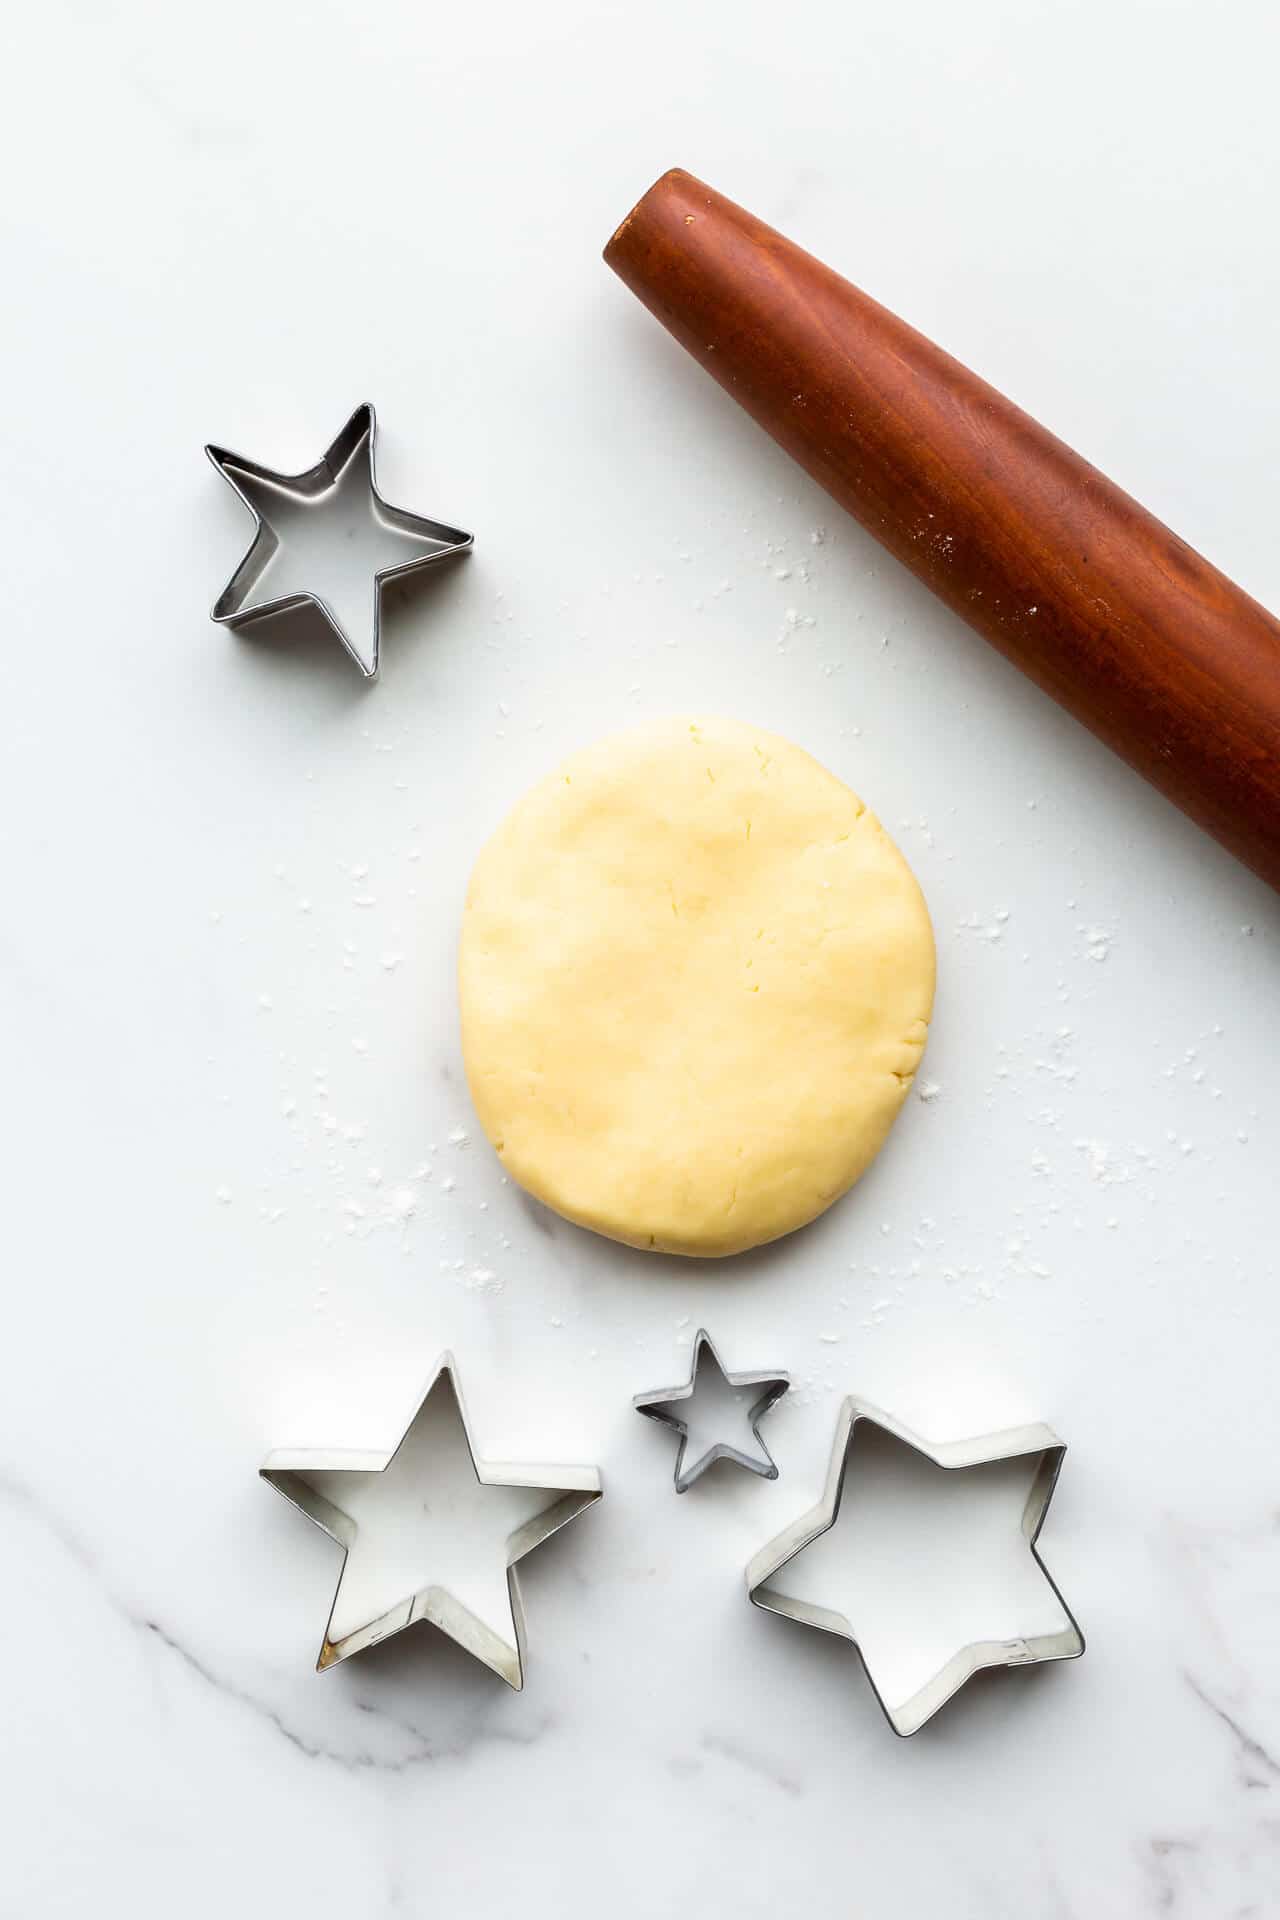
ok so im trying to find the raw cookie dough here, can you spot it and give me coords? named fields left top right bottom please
left=459, top=716, right=935, bottom=1258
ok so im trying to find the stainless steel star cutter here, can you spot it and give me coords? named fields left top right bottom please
left=261, top=1353, right=601, bottom=1686
left=207, top=402, right=472, bottom=678
left=746, top=1395, right=1083, bottom=1735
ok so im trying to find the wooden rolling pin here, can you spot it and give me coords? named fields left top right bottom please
left=605, top=168, right=1280, bottom=894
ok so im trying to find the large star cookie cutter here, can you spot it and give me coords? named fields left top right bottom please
left=746, top=1395, right=1083, bottom=1735
left=261, top=1354, right=601, bottom=1686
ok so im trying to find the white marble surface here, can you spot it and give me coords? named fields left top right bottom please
left=4, top=1, right=1280, bottom=1912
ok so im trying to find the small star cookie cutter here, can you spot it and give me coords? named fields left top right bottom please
left=261, top=1353, right=602, bottom=1687
left=746, top=1395, right=1084, bottom=1735
left=634, top=1327, right=789, bottom=1493
left=206, top=402, right=472, bottom=679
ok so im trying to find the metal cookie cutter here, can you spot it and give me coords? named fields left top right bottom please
left=746, top=1397, right=1083, bottom=1735
left=206, top=402, right=472, bottom=679
left=261, top=1353, right=602, bottom=1686
left=634, top=1328, right=789, bottom=1493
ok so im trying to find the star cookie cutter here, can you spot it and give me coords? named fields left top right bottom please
left=634, top=1327, right=789, bottom=1493
left=746, top=1396, right=1083, bottom=1735
left=261, top=1353, right=602, bottom=1686
left=206, top=402, right=472, bottom=678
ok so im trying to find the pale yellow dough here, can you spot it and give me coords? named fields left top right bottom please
left=458, top=716, right=935, bottom=1258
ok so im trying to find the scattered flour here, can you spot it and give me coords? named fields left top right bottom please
left=466, top=1266, right=503, bottom=1295
left=1074, top=1139, right=1131, bottom=1187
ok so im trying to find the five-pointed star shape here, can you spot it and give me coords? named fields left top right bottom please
left=261, top=1356, right=601, bottom=1685
left=746, top=1396, right=1084, bottom=1735
left=206, top=402, right=471, bottom=678
left=634, top=1328, right=789, bottom=1493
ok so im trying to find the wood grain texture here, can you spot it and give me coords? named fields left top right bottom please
left=605, top=168, right=1280, bottom=894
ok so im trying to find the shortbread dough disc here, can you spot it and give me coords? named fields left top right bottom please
left=459, top=716, right=935, bottom=1258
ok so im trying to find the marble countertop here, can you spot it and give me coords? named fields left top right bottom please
left=4, top=1, right=1279, bottom=1913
